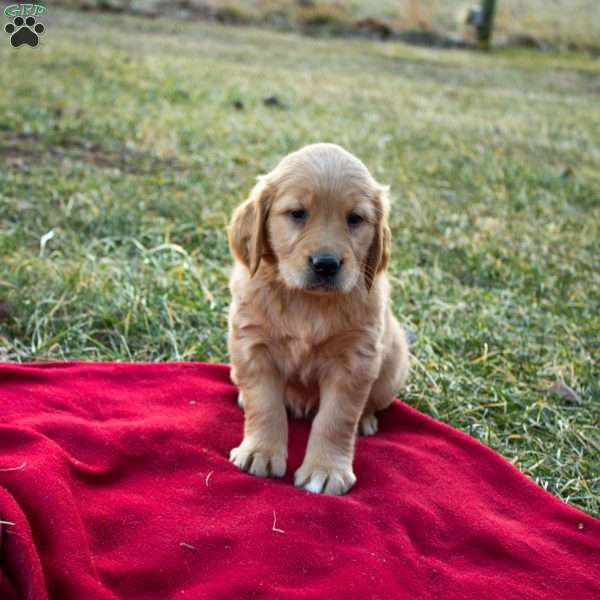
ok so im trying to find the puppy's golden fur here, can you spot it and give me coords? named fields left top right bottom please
left=227, top=143, right=409, bottom=495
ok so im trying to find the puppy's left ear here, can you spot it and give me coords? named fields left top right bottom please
left=364, top=185, right=392, bottom=291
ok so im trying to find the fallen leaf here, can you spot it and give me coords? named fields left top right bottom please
left=549, top=381, right=582, bottom=405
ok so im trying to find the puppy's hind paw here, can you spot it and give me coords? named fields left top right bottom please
left=237, top=392, right=245, bottom=410
left=229, top=443, right=286, bottom=478
left=288, top=402, right=314, bottom=420
left=359, top=413, right=378, bottom=436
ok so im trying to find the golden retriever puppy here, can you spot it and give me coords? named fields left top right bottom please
left=227, top=143, right=410, bottom=495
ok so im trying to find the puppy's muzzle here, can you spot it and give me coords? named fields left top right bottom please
left=308, top=254, right=343, bottom=283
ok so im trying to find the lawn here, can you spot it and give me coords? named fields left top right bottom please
left=0, top=8, right=598, bottom=515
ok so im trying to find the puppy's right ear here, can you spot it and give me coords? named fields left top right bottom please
left=228, top=177, right=273, bottom=277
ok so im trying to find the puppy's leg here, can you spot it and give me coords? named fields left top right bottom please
left=361, top=314, right=410, bottom=436
left=294, top=372, right=372, bottom=495
left=229, top=362, right=288, bottom=478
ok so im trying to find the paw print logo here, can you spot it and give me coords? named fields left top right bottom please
left=5, top=16, right=45, bottom=47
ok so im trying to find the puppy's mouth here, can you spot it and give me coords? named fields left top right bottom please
left=302, top=272, right=345, bottom=294
left=303, top=279, right=340, bottom=293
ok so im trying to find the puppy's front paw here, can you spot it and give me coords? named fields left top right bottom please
left=229, top=441, right=286, bottom=478
left=294, top=460, right=356, bottom=495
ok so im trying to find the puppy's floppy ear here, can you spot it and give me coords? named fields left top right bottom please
left=364, top=185, right=392, bottom=291
left=228, top=177, right=273, bottom=277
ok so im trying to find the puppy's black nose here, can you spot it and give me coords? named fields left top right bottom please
left=309, top=255, right=342, bottom=277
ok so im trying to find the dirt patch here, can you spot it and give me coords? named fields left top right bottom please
left=0, top=133, right=185, bottom=175
left=55, top=0, right=468, bottom=44
left=0, top=301, right=14, bottom=321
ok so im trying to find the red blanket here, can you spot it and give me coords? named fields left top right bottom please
left=0, top=362, right=598, bottom=599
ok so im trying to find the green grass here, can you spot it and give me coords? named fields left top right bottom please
left=0, top=9, right=598, bottom=515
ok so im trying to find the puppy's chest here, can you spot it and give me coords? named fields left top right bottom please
left=270, top=325, right=329, bottom=384
left=263, top=308, right=361, bottom=385
left=238, top=285, right=379, bottom=383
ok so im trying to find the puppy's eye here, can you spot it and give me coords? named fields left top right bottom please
left=290, top=208, right=308, bottom=223
left=347, top=212, right=363, bottom=228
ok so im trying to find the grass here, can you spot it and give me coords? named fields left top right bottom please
left=0, top=9, right=599, bottom=516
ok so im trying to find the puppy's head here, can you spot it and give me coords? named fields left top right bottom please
left=229, top=143, right=391, bottom=293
